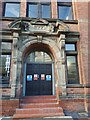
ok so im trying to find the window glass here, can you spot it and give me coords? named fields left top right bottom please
left=41, top=4, right=50, bottom=18
left=4, top=3, right=20, bottom=17
left=58, top=5, right=73, bottom=20
left=1, top=42, right=11, bottom=83
left=1, top=42, right=11, bottom=53
left=67, top=56, right=79, bottom=84
left=27, top=51, right=52, bottom=63
left=28, top=4, right=38, bottom=18
left=27, top=3, right=51, bottom=18
left=65, top=44, right=75, bottom=51
left=1, top=55, right=11, bottom=82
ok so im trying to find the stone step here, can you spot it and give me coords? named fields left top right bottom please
left=13, top=112, right=64, bottom=119
left=15, top=107, right=63, bottom=114
left=20, top=103, right=59, bottom=108
left=21, top=98, right=57, bottom=103
left=22, top=95, right=56, bottom=99
left=13, top=95, right=64, bottom=119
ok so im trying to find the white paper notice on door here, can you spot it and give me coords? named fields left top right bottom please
left=41, top=74, right=45, bottom=80
left=34, top=74, right=38, bottom=80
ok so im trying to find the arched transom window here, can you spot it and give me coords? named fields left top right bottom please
left=27, top=51, right=52, bottom=63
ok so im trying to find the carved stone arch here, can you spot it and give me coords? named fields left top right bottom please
left=22, top=37, right=37, bottom=46
left=19, top=37, right=61, bottom=62
left=42, top=38, right=61, bottom=60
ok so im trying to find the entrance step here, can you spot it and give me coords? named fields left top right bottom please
left=13, top=95, right=64, bottom=119
left=20, top=103, right=59, bottom=108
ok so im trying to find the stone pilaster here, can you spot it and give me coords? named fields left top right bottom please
left=59, top=34, right=67, bottom=96
left=16, top=51, right=22, bottom=98
left=10, top=32, right=19, bottom=98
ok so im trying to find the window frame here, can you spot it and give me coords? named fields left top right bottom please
left=65, top=43, right=76, bottom=51
left=3, top=2, right=20, bottom=17
left=66, top=43, right=79, bottom=84
left=27, top=2, right=51, bottom=18
left=1, top=41, right=12, bottom=84
left=58, top=2, right=73, bottom=20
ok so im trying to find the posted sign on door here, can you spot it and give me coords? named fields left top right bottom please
left=41, top=74, right=45, bottom=80
left=34, top=74, right=38, bottom=80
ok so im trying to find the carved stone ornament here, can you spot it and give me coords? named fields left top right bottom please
left=56, top=21, right=69, bottom=31
left=9, top=19, right=54, bottom=33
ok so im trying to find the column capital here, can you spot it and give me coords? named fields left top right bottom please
left=13, top=32, right=19, bottom=38
left=59, top=34, right=65, bottom=42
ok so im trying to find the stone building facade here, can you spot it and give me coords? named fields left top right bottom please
left=0, top=0, right=90, bottom=118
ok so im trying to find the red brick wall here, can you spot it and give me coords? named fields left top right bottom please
left=0, top=99, right=19, bottom=116
left=20, top=0, right=26, bottom=17
left=76, top=2, right=89, bottom=113
left=59, top=99, right=85, bottom=112
left=0, top=88, right=11, bottom=96
left=51, top=0, right=57, bottom=18
left=76, top=2, right=88, bottom=84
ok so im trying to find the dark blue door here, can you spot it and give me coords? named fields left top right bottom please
left=26, top=64, right=52, bottom=96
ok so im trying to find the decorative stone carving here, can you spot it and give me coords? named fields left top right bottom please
left=56, top=21, right=69, bottom=31
left=9, top=18, right=70, bottom=34
left=9, top=19, right=54, bottom=33
left=37, top=35, right=42, bottom=43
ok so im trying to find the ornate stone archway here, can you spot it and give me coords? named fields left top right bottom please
left=10, top=18, right=68, bottom=98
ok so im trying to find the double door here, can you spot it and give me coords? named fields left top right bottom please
left=26, top=63, right=52, bottom=96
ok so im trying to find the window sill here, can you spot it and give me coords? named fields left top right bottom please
left=60, top=19, right=78, bottom=24
left=0, top=17, right=78, bottom=23
left=67, top=84, right=90, bottom=88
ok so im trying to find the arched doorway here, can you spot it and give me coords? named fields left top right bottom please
left=23, top=50, right=55, bottom=96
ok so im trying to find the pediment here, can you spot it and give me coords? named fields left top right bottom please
left=9, top=18, right=54, bottom=33
left=9, top=18, right=69, bottom=33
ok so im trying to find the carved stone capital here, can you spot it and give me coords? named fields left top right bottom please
left=13, top=32, right=19, bottom=38
left=13, top=58, right=17, bottom=64
left=37, top=35, right=43, bottom=42
left=61, top=59, right=66, bottom=64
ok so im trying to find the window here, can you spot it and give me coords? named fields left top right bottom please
left=65, top=43, right=79, bottom=84
left=65, top=44, right=75, bottom=51
left=41, top=4, right=50, bottom=18
left=58, top=0, right=73, bottom=20
left=28, top=3, right=38, bottom=18
left=27, top=51, right=52, bottom=63
left=27, top=3, right=51, bottom=18
left=3, top=2, right=20, bottom=17
left=1, top=42, right=11, bottom=84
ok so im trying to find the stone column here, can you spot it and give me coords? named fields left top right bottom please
left=56, top=60, right=62, bottom=99
left=15, top=51, right=22, bottom=98
left=10, top=32, right=19, bottom=98
left=59, top=34, right=67, bottom=96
